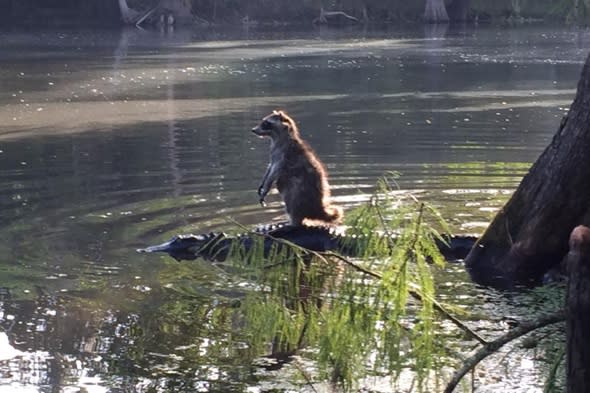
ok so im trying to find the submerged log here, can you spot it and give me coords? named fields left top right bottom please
left=465, top=53, right=590, bottom=288
left=566, top=225, right=590, bottom=393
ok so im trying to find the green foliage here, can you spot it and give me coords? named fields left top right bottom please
left=230, top=173, right=453, bottom=391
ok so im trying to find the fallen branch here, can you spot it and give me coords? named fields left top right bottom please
left=443, top=310, right=566, bottom=393
left=192, top=13, right=210, bottom=26
left=135, top=6, right=159, bottom=27
left=314, top=7, right=359, bottom=24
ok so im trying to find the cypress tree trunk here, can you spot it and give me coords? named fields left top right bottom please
left=118, top=0, right=138, bottom=23
left=465, top=53, right=590, bottom=288
left=424, top=0, right=449, bottom=23
left=566, top=226, right=590, bottom=393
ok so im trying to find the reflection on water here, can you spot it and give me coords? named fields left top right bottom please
left=0, top=25, right=585, bottom=391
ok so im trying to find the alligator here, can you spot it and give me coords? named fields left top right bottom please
left=137, top=223, right=477, bottom=262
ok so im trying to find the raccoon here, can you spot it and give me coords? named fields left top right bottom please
left=251, top=110, right=343, bottom=226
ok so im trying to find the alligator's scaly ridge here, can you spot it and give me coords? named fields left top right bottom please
left=137, top=222, right=476, bottom=262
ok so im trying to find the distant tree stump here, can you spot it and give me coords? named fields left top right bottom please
left=160, top=0, right=192, bottom=23
left=566, top=225, right=590, bottom=393
left=424, top=0, right=449, bottom=23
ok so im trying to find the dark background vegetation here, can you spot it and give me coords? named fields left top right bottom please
left=0, top=0, right=588, bottom=27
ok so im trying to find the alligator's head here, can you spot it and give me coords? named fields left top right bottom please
left=137, top=233, right=224, bottom=261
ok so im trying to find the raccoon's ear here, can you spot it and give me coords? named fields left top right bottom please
left=272, top=109, right=285, bottom=121
left=276, top=110, right=287, bottom=121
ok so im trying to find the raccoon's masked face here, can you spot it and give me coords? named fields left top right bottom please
left=251, top=110, right=289, bottom=139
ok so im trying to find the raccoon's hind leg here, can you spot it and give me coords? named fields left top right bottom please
left=287, top=211, right=305, bottom=227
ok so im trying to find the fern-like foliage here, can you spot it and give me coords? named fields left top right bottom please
left=229, top=173, right=454, bottom=391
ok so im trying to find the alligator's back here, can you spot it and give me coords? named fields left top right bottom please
left=138, top=223, right=476, bottom=262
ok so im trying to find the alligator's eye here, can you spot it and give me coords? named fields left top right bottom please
left=261, top=120, right=272, bottom=129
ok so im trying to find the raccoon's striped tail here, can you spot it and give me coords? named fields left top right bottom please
left=321, top=205, right=344, bottom=224
left=300, top=205, right=344, bottom=227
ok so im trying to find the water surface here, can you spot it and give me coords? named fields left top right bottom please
left=0, top=25, right=586, bottom=392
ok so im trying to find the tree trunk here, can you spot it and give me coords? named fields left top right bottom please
left=446, top=0, right=470, bottom=22
left=566, top=226, right=590, bottom=393
left=465, top=53, right=590, bottom=288
left=510, top=0, right=522, bottom=17
left=424, top=0, right=449, bottom=23
left=118, top=0, right=138, bottom=23
left=572, top=0, right=580, bottom=22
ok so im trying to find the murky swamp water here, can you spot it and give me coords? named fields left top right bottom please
left=0, top=25, right=588, bottom=392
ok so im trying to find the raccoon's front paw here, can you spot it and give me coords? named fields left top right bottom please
left=257, top=186, right=267, bottom=207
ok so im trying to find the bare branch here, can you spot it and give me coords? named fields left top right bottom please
left=135, top=6, right=159, bottom=27
left=314, top=7, right=359, bottom=24
left=322, top=10, right=359, bottom=22
left=444, top=310, right=566, bottom=393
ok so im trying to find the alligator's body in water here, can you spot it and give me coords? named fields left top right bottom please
left=138, top=223, right=477, bottom=262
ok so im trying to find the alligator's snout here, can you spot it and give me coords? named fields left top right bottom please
left=137, top=234, right=225, bottom=261
left=137, top=236, right=182, bottom=253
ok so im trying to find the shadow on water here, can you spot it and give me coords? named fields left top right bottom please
left=0, top=25, right=587, bottom=391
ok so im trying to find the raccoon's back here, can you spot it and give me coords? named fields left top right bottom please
left=277, top=146, right=324, bottom=193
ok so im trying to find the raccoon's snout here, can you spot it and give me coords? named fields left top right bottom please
left=251, top=126, right=267, bottom=137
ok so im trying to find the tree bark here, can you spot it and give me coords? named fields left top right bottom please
left=566, top=226, right=590, bottom=393
left=465, top=53, right=590, bottom=288
left=424, top=0, right=449, bottom=23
